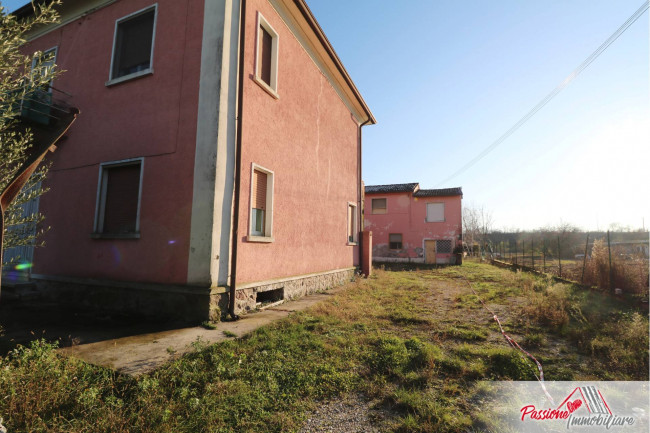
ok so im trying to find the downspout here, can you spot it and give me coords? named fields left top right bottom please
left=358, top=118, right=371, bottom=267
left=228, top=0, right=246, bottom=320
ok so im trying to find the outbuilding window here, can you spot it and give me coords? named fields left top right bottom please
left=426, top=202, right=445, bottom=222
left=371, top=198, right=387, bottom=214
left=389, top=233, right=402, bottom=249
left=436, top=239, right=452, bottom=254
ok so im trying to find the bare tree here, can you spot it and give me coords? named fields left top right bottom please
left=463, top=204, right=494, bottom=255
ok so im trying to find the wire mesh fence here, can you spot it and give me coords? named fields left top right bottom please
left=483, top=231, right=649, bottom=295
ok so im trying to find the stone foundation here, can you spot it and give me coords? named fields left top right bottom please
left=233, top=268, right=356, bottom=313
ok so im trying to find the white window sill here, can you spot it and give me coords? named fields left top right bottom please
left=106, top=68, right=154, bottom=87
left=346, top=242, right=358, bottom=246
left=253, top=75, right=279, bottom=99
left=248, top=235, right=275, bottom=243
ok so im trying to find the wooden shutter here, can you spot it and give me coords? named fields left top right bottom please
left=103, top=163, right=141, bottom=233
left=252, top=169, right=267, bottom=210
left=259, top=26, right=273, bottom=85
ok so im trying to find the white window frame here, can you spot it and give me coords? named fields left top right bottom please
left=347, top=202, right=358, bottom=245
left=248, top=163, right=274, bottom=243
left=106, top=4, right=158, bottom=86
left=92, top=157, right=144, bottom=238
left=426, top=202, right=445, bottom=222
left=253, top=12, right=279, bottom=99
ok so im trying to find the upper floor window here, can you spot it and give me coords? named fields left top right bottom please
left=108, top=5, right=157, bottom=85
left=426, top=202, right=445, bottom=222
left=371, top=198, right=386, bottom=214
left=254, top=12, right=279, bottom=98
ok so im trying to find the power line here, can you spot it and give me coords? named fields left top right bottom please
left=436, top=0, right=649, bottom=187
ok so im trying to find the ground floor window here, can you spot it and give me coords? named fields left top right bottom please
left=347, top=202, right=358, bottom=244
left=436, top=239, right=452, bottom=253
left=93, top=158, right=143, bottom=237
left=389, top=233, right=403, bottom=249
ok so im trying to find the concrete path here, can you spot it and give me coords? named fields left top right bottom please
left=60, top=287, right=343, bottom=376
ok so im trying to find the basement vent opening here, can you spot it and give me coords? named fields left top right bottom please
left=256, top=287, right=284, bottom=308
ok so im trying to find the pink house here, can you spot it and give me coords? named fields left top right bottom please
left=11, top=0, right=374, bottom=321
left=364, top=183, right=463, bottom=264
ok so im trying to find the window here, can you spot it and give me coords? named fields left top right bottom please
left=347, top=202, right=358, bottom=244
left=389, top=233, right=402, bottom=250
left=249, top=164, right=274, bottom=241
left=371, top=198, right=387, bottom=214
left=93, top=159, right=143, bottom=238
left=21, top=47, right=57, bottom=125
left=426, top=202, right=445, bottom=222
left=254, top=13, right=279, bottom=96
left=108, top=5, right=157, bottom=84
left=436, top=239, right=452, bottom=254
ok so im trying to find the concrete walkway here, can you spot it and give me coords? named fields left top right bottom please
left=60, top=287, right=344, bottom=376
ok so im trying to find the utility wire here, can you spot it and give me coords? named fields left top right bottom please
left=436, top=0, right=649, bottom=187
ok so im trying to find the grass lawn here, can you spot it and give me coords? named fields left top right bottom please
left=1, top=261, right=647, bottom=432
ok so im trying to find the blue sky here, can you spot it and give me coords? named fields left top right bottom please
left=307, top=0, right=649, bottom=231
left=4, top=1, right=648, bottom=231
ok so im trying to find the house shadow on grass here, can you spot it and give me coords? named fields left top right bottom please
left=0, top=298, right=188, bottom=356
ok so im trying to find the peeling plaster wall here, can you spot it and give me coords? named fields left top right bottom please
left=364, top=192, right=462, bottom=262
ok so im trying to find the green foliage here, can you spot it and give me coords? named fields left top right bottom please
left=1, top=1, right=61, bottom=262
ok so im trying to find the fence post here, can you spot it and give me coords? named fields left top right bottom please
left=607, top=230, right=613, bottom=290
left=581, top=233, right=589, bottom=284
left=543, top=238, right=546, bottom=273
left=514, top=240, right=518, bottom=265
left=522, top=240, right=525, bottom=267
left=558, top=236, right=562, bottom=278
left=531, top=238, right=535, bottom=270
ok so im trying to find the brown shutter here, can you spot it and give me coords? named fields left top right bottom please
left=259, top=26, right=273, bottom=85
left=103, top=163, right=141, bottom=233
left=252, top=169, right=267, bottom=210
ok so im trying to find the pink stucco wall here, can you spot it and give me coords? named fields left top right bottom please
left=28, top=0, right=203, bottom=284
left=364, top=192, right=462, bottom=262
left=234, top=0, right=361, bottom=285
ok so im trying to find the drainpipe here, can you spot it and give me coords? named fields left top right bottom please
left=358, top=118, right=371, bottom=267
left=228, top=0, right=247, bottom=320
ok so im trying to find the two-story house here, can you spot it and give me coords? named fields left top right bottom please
left=12, top=0, right=375, bottom=321
left=364, top=183, right=462, bottom=264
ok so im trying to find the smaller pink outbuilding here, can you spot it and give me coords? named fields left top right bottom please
left=364, top=183, right=463, bottom=264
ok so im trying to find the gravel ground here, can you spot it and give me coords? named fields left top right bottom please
left=299, top=395, right=390, bottom=433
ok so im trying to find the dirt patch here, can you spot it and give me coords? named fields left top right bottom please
left=299, top=395, right=391, bottom=433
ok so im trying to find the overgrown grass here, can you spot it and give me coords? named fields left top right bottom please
left=0, top=262, right=647, bottom=432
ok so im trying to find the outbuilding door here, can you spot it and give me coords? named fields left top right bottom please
left=424, top=240, right=437, bottom=264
